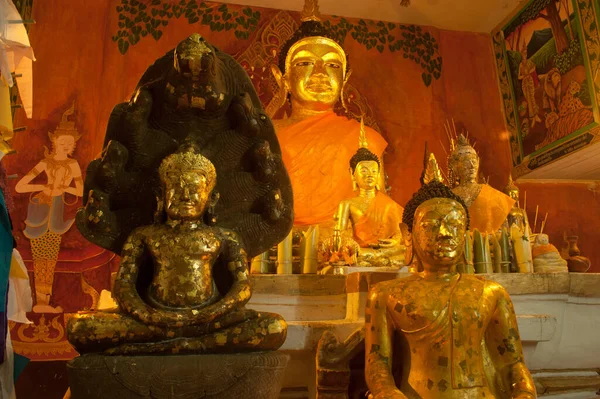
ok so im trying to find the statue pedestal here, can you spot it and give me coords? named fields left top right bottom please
left=67, top=352, right=290, bottom=399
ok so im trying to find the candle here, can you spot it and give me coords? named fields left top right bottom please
left=277, top=230, right=293, bottom=274
left=499, top=228, right=511, bottom=273
left=302, top=225, right=319, bottom=274
left=473, top=229, right=491, bottom=274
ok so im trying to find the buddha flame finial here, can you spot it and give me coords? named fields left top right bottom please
left=301, top=0, right=321, bottom=22
left=421, top=142, right=444, bottom=185
left=359, top=116, right=369, bottom=149
left=504, top=173, right=518, bottom=195
left=49, top=102, right=81, bottom=142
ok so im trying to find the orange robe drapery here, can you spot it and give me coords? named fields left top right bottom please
left=353, top=192, right=404, bottom=247
left=278, top=112, right=387, bottom=226
left=468, top=184, right=515, bottom=233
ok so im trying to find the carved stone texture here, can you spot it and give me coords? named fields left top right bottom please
left=76, top=34, right=293, bottom=258
left=316, top=327, right=365, bottom=399
left=67, top=352, right=290, bottom=399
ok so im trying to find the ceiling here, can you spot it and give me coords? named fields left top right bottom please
left=223, top=0, right=527, bottom=33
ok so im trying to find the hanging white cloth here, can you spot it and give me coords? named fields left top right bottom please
left=8, top=249, right=32, bottom=324
left=0, top=0, right=35, bottom=118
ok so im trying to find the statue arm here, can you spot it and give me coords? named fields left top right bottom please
left=485, top=284, right=537, bottom=398
left=379, top=158, right=386, bottom=193
left=365, top=285, right=407, bottom=399
left=190, top=230, right=251, bottom=324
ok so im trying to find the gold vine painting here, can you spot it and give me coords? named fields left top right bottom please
left=500, top=0, right=600, bottom=162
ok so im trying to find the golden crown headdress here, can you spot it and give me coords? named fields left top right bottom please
left=159, top=143, right=217, bottom=186
left=48, top=102, right=82, bottom=142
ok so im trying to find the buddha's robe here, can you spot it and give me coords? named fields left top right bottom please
left=469, top=185, right=514, bottom=233
left=384, top=274, right=529, bottom=397
left=278, top=112, right=387, bottom=227
left=353, top=192, right=403, bottom=247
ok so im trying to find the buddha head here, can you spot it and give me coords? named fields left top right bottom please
left=403, top=180, right=470, bottom=270
left=273, top=5, right=348, bottom=113
left=535, top=233, right=550, bottom=246
left=164, top=34, right=226, bottom=112
left=349, top=149, right=380, bottom=191
left=48, top=103, right=81, bottom=158
left=504, top=174, right=520, bottom=202
left=349, top=118, right=380, bottom=191
left=448, top=134, right=479, bottom=186
left=159, top=143, right=217, bottom=221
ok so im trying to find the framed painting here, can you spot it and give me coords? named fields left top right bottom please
left=493, top=0, right=600, bottom=177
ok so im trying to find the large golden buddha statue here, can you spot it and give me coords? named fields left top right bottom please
left=365, top=154, right=536, bottom=398
left=67, top=144, right=287, bottom=355
left=448, top=134, right=514, bottom=234
left=328, top=120, right=404, bottom=267
left=269, top=1, right=387, bottom=229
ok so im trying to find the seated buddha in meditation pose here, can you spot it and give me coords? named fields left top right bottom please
left=67, top=144, right=287, bottom=355
left=270, top=3, right=387, bottom=231
left=365, top=154, right=536, bottom=399
left=449, top=134, right=514, bottom=234
left=328, top=120, right=404, bottom=267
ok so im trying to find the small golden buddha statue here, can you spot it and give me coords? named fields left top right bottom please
left=448, top=133, right=514, bottom=234
left=269, top=0, right=387, bottom=229
left=365, top=153, right=536, bottom=398
left=329, top=119, right=404, bottom=267
left=67, top=143, right=287, bottom=355
left=503, top=174, right=528, bottom=232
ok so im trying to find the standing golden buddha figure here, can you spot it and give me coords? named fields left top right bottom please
left=67, top=143, right=287, bottom=355
left=260, top=0, right=388, bottom=272
left=503, top=174, right=529, bottom=232
left=365, top=152, right=536, bottom=399
left=324, top=118, right=404, bottom=268
left=448, top=133, right=514, bottom=234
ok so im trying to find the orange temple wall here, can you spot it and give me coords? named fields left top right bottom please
left=2, top=0, right=597, bottom=365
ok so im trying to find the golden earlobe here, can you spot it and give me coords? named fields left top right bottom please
left=340, top=69, right=353, bottom=113
left=266, top=64, right=289, bottom=118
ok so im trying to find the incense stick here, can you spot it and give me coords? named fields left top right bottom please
left=540, top=212, right=548, bottom=235
left=533, top=205, right=539, bottom=233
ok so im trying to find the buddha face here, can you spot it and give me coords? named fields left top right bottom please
left=451, top=151, right=479, bottom=184
left=353, top=160, right=379, bottom=190
left=163, top=170, right=215, bottom=220
left=507, top=188, right=519, bottom=202
left=413, top=198, right=466, bottom=269
left=286, top=40, right=345, bottom=111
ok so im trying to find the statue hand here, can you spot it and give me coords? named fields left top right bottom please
left=370, top=390, right=407, bottom=399
left=377, top=238, right=397, bottom=248
left=332, top=231, right=342, bottom=253
left=512, top=393, right=536, bottom=399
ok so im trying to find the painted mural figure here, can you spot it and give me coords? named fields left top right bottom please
left=503, top=0, right=596, bottom=158
left=518, top=44, right=541, bottom=129
left=15, top=104, right=83, bottom=313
